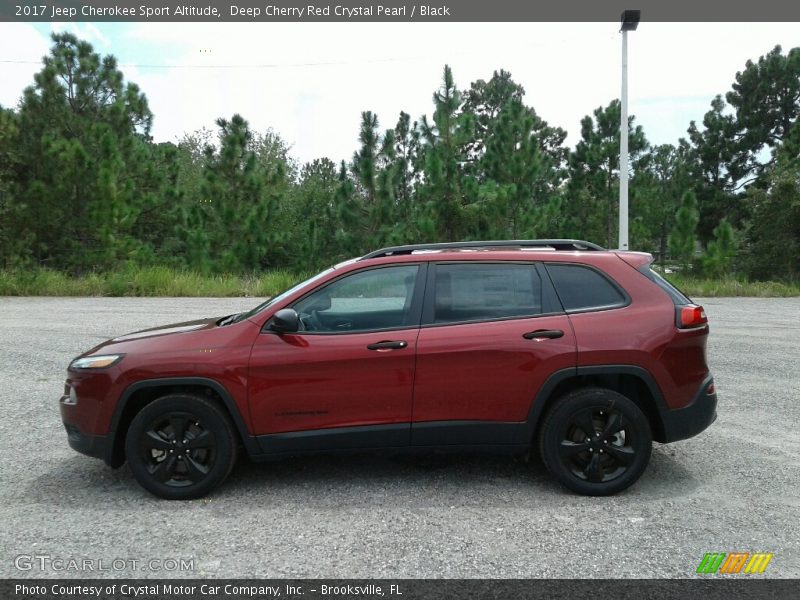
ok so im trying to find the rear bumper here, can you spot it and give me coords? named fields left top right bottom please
left=660, top=375, right=718, bottom=443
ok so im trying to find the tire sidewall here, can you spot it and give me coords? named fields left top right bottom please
left=125, top=394, right=236, bottom=500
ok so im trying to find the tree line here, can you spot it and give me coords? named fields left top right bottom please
left=0, top=33, right=798, bottom=279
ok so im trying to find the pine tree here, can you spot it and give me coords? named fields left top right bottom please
left=669, top=191, right=699, bottom=270
left=292, top=158, right=339, bottom=269
left=632, top=143, right=692, bottom=263
left=462, top=69, right=525, bottom=163
left=193, top=114, right=286, bottom=273
left=418, top=65, right=476, bottom=241
left=744, top=133, right=800, bottom=280
left=0, top=107, right=26, bottom=267
left=686, top=95, right=740, bottom=244
left=726, top=45, right=800, bottom=183
left=477, top=98, right=560, bottom=238
left=568, top=100, right=648, bottom=247
left=333, top=160, right=362, bottom=256
left=14, top=33, right=153, bottom=271
left=462, top=69, right=567, bottom=181
left=352, top=111, right=379, bottom=205
left=389, top=111, right=420, bottom=211
left=701, top=219, right=736, bottom=277
left=351, top=111, right=399, bottom=245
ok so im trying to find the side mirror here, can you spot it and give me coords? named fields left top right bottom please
left=270, top=308, right=300, bottom=333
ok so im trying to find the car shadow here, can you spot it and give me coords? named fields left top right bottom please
left=220, top=451, right=561, bottom=506
left=27, top=445, right=698, bottom=508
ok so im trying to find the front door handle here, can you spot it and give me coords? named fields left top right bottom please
left=367, top=340, right=408, bottom=351
left=522, top=329, right=564, bottom=340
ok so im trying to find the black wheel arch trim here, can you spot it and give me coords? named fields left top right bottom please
left=522, top=364, right=710, bottom=444
left=106, top=377, right=260, bottom=467
left=101, top=368, right=713, bottom=466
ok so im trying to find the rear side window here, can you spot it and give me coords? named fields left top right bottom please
left=638, top=266, right=692, bottom=305
left=432, top=263, right=542, bottom=324
left=546, top=264, right=627, bottom=312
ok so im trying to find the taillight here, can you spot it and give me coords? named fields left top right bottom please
left=677, top=304, right=708, bottom=329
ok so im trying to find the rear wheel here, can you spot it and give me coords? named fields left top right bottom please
left=125, top=394, right=237, bottom=500
left=539, top=387, right=652, bottom=496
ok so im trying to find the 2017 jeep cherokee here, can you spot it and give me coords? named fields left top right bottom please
left=60, top=239, right=717, bottom=499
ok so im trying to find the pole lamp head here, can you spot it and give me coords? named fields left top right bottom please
left=620, top=10, right=641, bottom=31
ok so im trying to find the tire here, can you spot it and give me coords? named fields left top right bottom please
left=125, top=394, right=237, bottom=500
left=539, top=387, right=652, bottom=496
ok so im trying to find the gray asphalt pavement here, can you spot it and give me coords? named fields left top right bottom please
left=0, top=296, right=798, bottom=578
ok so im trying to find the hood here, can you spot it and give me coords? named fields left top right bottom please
left=78, top=316, right=227, bottom=359
left=111, top=317, right=218, bottom=342
left=71, top=314, right=263, bottom=372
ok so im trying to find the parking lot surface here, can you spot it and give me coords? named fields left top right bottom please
left=0, top=296, right=798, bottom=578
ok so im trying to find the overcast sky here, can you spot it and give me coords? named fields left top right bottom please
left=1, top=22, right=797, bottom=165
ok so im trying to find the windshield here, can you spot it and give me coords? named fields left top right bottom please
left=233, top=268, right=335, bottom=323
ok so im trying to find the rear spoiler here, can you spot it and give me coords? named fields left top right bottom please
left=614, top=251, right=654, bottom=270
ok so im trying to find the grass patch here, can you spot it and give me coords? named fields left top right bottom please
left=0, top=267, right=313, bottom=297
left=0, top=267, right=798, bottom=298
left=666, top=274, right=800, bottom=297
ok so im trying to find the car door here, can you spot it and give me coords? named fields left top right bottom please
left=411, top=261, right=576, bottom=445
left=248, top=263, right=425, bottom=454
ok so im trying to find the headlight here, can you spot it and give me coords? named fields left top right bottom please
left=69, top=354, right=125, bottom=370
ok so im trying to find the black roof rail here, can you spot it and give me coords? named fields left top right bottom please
left=360, top=239, right=605, bottom=260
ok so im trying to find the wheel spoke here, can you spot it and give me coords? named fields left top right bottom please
left=151, top=455, right=178, bottom=482
left=602, top=412, right=625, bottom=438
left=583, top=452, right=604, bottom=483
left=143, top=430, right=171, bottom=451
left=559, top=440, right=590, bottom=458
left=169, top=415, right=189, bottom=444
left=183, top=455, right=209, bottom=482
left=605, top=444, right=635, bottom=466
left=184, top=430, right=212, bottom=449
left=574, top=411, right=596, bottom=439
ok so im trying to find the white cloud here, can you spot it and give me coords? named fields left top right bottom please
left=49, top=21, right=111, bottom=48
left=0, top=23, right=50, bottom=108
left=0, top=22, right=112, bottom=109
left=2, top=22, right=798, bottom=162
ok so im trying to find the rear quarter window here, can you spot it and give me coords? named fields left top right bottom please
left=637, top=266, right=692, bottom=305
left=546, top=263, right=628, bottom=312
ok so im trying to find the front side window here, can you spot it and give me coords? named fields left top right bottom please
left=432, top=263, right=542, bottom=324
left=293, top=265, right=419, bottom=332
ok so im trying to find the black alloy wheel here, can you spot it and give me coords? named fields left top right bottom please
left=125, top=394, right=237, bottom=500
left=540, top=387, right=652, bottom=496
left=140, top=412, right=216, bottom=487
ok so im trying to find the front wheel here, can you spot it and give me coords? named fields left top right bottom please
left=539, top=387, right=652, bottom=496
left=125, top=394, right=237, bottom=500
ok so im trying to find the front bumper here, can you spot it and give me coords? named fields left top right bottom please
left=60, top=392, right=116, bottom=466
left=63, top=421, right=110, bottom=461
left=659, top=375, right=718, bottom=443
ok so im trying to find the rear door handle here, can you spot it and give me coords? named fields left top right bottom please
left=367, top=340, right=408, bottom=351
left=522, top=329, right=564, bottom=340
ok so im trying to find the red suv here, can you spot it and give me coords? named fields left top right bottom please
left=60, top=240, right=717, bottom=499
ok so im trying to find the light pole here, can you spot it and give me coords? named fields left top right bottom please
left=619, top=9, right=640, bottom=251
